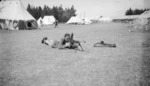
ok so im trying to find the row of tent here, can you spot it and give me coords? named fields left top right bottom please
left=37, top=15, right=112, bottom=26
left=0, top=0, right=113, bottom=30
left=37, top=16, right=93, bottom=27
left=1, top=0, right=149, bottom=30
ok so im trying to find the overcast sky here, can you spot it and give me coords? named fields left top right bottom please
left=21, top=0, right=150, bottom=18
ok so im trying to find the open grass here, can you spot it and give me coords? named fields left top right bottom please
left=0, top=23, right=149, bottom=86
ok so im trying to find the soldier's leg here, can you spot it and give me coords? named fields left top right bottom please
left=70, top=43, right=78, bottom=49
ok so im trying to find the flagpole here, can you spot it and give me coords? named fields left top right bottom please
left=84, top=11, right=85, bottom=24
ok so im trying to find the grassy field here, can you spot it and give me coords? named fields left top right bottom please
left=0, top=23, right=150, bottom=86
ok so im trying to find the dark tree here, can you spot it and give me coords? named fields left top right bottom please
left=125, top=8, right=150, bottom=15
left=125, top=8, right=133, bottom=15
left=26, top=4, right=77, bottom=22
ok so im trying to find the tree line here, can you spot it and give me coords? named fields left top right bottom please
left=125, top=8, right=150, bottom=15
left=27, top=4, right=76, bottom=22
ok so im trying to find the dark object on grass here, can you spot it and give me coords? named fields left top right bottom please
left=93, top=41, right=116, bottom=48
left=41, top=34, right=87, bottom=52
left=69, top=33, right=86, bottom=52
left=41, top=37, right=49, bottom=45
left=142, top=42, right=150, bottom=47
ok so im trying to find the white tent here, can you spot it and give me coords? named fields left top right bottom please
left=66, top=16, right=83, bottom=24
left=0, top=0, right=35, bottom=21
left=37, top=17, right=42, bottom=27
left=0, top=0, right=38, bottom=30
left=139, top=10, right=150, bottom=18
left=133, top=11, right=150, bottom=28
left=129, top=15, right=150, bottom=31
left=90, top=16, right=100, bottom=23
left=42, top=16, right=55, bottom=25
left=82, top=18, right=92, bottom=24
left=99, top=17, right=112, bottom=23
left=136, top=18, right=148, bottom=25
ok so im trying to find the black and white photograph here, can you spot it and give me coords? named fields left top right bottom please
left=0, top=0, right=150, bottom=86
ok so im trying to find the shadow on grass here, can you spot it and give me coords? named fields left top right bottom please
left=140, top=37, right=150, bottom=86
left=0, top=57, right=14, bottom=86
left=0, top=71, right=11, bottom=86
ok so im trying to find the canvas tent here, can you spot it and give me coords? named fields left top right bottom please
left=131, top=12, right=150, bottom=31
left=0, top=0, right=38, bottom=30
left=37, top=17, right=42, bottom=27
left=42, top=16, right=56, bottom=25
left=90, top=16, right=101, bottom=23
left=139, top=10, right=150, bottom=18
left=66, top=16, right=84, bottom=24
left=82, top=18, right=92, bottom=24
left=99, top=17, right=112, bottom=23
left=128, top=13, right=150, bottom=32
